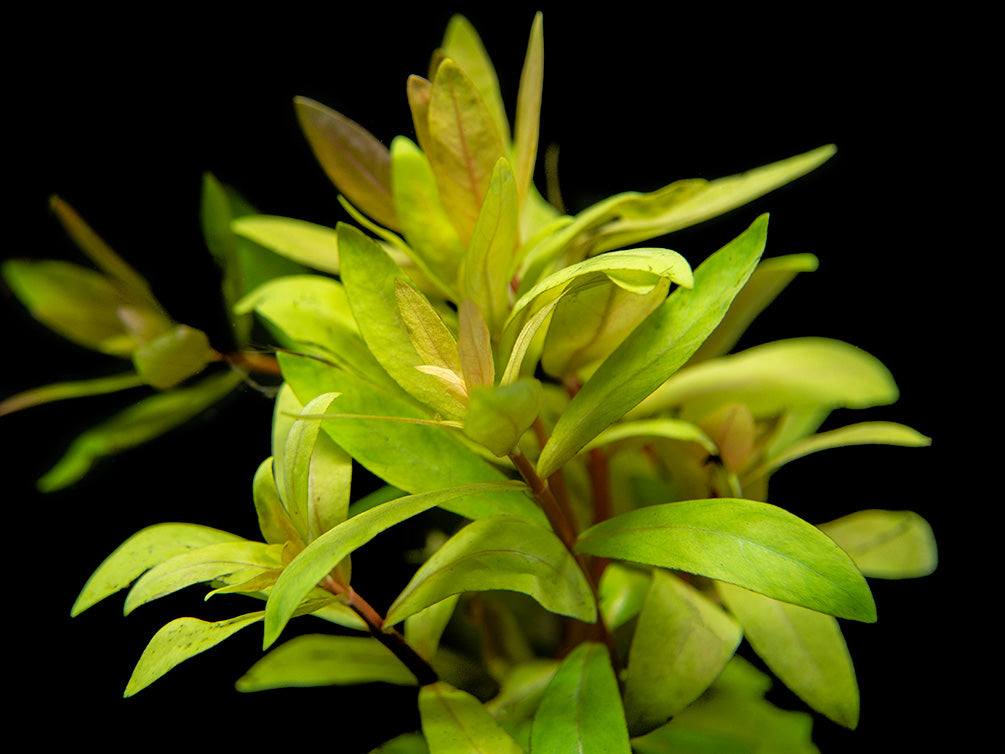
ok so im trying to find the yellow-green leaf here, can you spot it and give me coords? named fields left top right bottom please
left=463, top=379, right=542, bottom=457
left=819, top=509, right=938, bottom=579
left=132, top=323, right=216, bottom=389
left=440, top=15, right=510, bottom=147
left=513, top=12, right=544, bottom=208
left=230, top=215, right=340, bottom=274
left=419, top=681, right=524, bottom=754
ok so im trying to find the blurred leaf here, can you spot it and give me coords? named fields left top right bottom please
left=125, top=612, right=264, bottom=696
left=263, top=481, right=527, bottom=648
left=819, top=509, right=938, bottom=579
left=124, top=540, right=284, bottom=614
left=530, top=642, right=631, bottom=754
left=0, top=372, right=144, bottom=417
left=371, top=733, right=430, bottom=754
left=624, top=570, right=742, bottom=735
left=463, top=379, right=543, bottom=457
left=236, top=634, right=416, bottom=691
left=513, top=13, right=543, bottom=208
left=407, top=75, right=434, bottom=153
left=537, top=215, right=767, bottom=479
left=718, top=582, right=859, bottom=728
left=230, top=214, right=340, bottom=274
left=576, top=498, right=876, bottom=622
left=37, top=370, right=242, bottom=491
left=72, top=523, right=245, bottom=616
left=386, top=515, right=595, bottom=627
left=419, top=681, right=524, bottom=754
left=131, top=323, right=216, bottom=389
left=485, top=658, right=559, bottom=747
left=582, top=418, right=718, bottom=457
left=294, top=96, right=399, bottom=231
left=633, top=337, right=900, bottom=422
left=426, top=59, right=506, bottom=245
left=405, top=595, right=460, bottom=664
left=597, top=562, right=651, bottom=630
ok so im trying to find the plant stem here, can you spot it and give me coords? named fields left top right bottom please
left=321, top=576, right=438, bottom=686
left=509, top=447, right=578, bottom=550
left=221, top=350, right=283, bottom=377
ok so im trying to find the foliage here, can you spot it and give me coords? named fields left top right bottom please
left=3, top=12, right=936, bottom=752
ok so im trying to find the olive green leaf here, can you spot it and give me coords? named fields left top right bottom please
left=263, top=481, right=527, bottom=648
left=581, top=418, right=718, bottom=457
left=38, top=369, right=243, bottom=492
left=0, top=372, right=145, bottom=417
left=405, top=595, right=460, bottom=664
left=72, top=522, right=246, bottom=616
left=530, top=642, right=631, bottom=754
left=294, top=96, right=400, bottom=231
left=236, top=634, right=417, bottom=691
left=818, top=509, right=938, bottom=579
left=385, top=514, right=595, bottom=627
left=425, top=58, right=506, bottom=245
left=125, top=612, right=265, bottom=696
left=123, top=540, right=285, bottom=615
left=463, top=379, right=543, bottom=457
left=457, top=299, right=495, bottom=389
left=537, top=214, right=767, bottom=479
left=252, top=457, right=300, bottom=547
left=131, top=323, right=217, bottom=389
left=513, top=12, right=543, bottom=209
left=632, top=337, right=900, bottom=422
left=419, top=681, right=525, bottom=754
left=576, top=498, right=876, bottom=622
left=390, top=135, right=466, bottom=289
left=370, top=733, right=430, bottom=754
left=717, top=581, right=860, bottom=729
left=624, top=570, right=742, bottom=735
left=484, top=658, right=560, bottom=748
left=230, top=214, right=340, bottom=274
left=406, top=74, right=433, bottom=153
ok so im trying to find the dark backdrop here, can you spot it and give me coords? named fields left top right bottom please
left=6, top=4, right=983, bottom=750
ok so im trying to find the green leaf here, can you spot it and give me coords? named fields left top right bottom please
left=236, top=634, right=416, bottom=691
left=131, top=323, right=216, bottom=389
left=530, top=642, right=631, bottom=754
left=457, top=299, right=495, bottom=389
left=624, top=570, right=742, bottom=735
left=537, top=215, right=767, bottom=479
left=0, top=372, right=144, bottom=417
left=38, top=370, right=242, bottom=491
left=425, top=58, right=506, bottom=245
left=597, top=562, right=652, bottom=630
left=124, top=612, right=264, bottom=696
left=72, top=523, right=246, bottom=616
left=385, top=515, right=596, bottom=627
left=278, top=352, right=546, bottom=525
left=339, top=223, right=466, bottom=419
left=575, top=498, right=876, bottom=622
left=405, top=595, right=460, bottom=664
left=263, top=481, right=527, bottom=648
left=230, top=215, right=340, bottom=274
left=581, top=418, right=718, bottom=457
left=513, top=12, right=543, bottom=208
left=717, top=581, right=860, bottom=728
left=463, top=379, right=543, bottom=457
left=390, top=136, right=466, bottom=289
left=419, top=681, right=524, bottom=754
left=632, top=337, right=900, bottom=422
left=251, top=457, right=299, bottom=546
left=294, top=96, right=399, bottom=231
left=371, top=733, right=430, bottom=754
left=819, top=509, right=938, bottom=579
left=441, top=15, right=510, bottom=147
left=123, top=540, right=284, bottom=614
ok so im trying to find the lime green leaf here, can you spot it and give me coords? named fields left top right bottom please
left=597, top=562, right=652, bottom=630
left=3, top=259, right=155, bottom=355
left=463, top=379, right=543, bottom=457
left=72, top=523, right=245, bottom=616
left=132, top=324, right=216, bottom=389
left=747, top=421, right=931, bottom=483
left=576, top=498, right=876, bottom=622
left=691, top=253, right=819, bottom=363
left=513, top=12, right=543, bottom=208
left=390, top=136, right=466, bottom=289
left=339, top=223, right=466, bottom=419
left=581, top=418, right=718, bottom=457
left=278, top=353, right=546, bottom=525
left=38, top=370, right=242, bottom=491
left=819, top=509, right=938, bottom=579
left=251, top=457, right=299, bottom=546
left=419, top=681, right=524, bottom=754
left=230, top=215, right=340, bottom=274
left=461, top=158, right=519, bottom=334
left=386, top=515, right=595, bottom=627
left=538, top=215, right=767, bottom=479
left=717, top=581, right=860, bottom=728
left=124, top=540, right=284, bottom=614
left=624, top=570, right=742, bottom=735
left=530, top=642, right=631, bottom=754
left=294, top=96, right=399, bottom=231
left=125, top=612, right=264, bottom=696
left=405, top=595, right=460, bottom=664
left=236, top=634, right=416, bottom=691
left=633, top=337, right=900, bottom=422
left=371, top=732, right=430, bottom=754
left=426, top=59, right=506, bottom=245
left=0, top=372, right=144, bottom=417
left=440, top=15, right=510, bottom=146
left=263, top=481, right=527, bottom=648
left=396, top=278, right=464, bottom=400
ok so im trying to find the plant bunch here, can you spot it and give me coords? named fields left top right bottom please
left=3, top=13, right=936, bottom=752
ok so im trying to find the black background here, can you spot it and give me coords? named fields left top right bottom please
left=5, top=4, right=987, bottom=751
